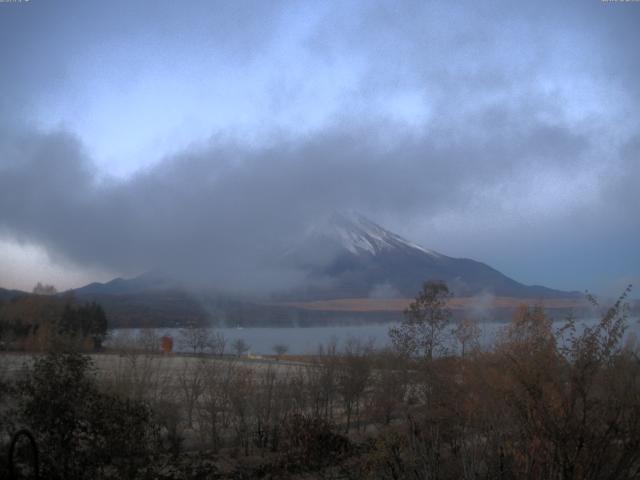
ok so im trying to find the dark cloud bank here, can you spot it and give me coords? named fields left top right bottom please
left=1, top=117, right=637, bottom=295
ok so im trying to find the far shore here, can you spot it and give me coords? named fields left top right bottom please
left=270, top=295, right=592, bottom=312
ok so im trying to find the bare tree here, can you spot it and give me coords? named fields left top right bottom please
left=337, top=338, right=373, bottom=433
left=209, top=331, right=227, bottom=356
left=308, top=338, right=339, bottom=420
left=452, top=317, right=481, bottom=357
left=253, top=365, right=278, bottom=449
left=367, top=349, right=409, bottom=426
left=106, top=343, right=174, bottom=403
left=389, top=281, right=452, bottom=359
left=199, top=359, right=238, bottom=451
left=176, top=358, right=205, bottom=428
left=227, top=365, right=254, bottom=456
left=179, top=323, right=211, bottom=355
left=32, top=282, right=58, bottom=295
left=272, top=343, right=288, bottom=360
left=232, top=338, right=250, bottom=357
left=137, top=328, right=161, bottom=353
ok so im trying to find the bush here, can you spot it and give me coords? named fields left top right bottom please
left=278, top=414, right=351, bottom=472
left=16, top=350, right=157, bottom=479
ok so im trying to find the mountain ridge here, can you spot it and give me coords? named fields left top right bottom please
left=279, top=211, right=579, bottom=300
left=70, top=211, right=580, bottom=300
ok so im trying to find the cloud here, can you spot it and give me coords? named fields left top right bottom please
left=0, top=0, right=638, bottom=294
left=1, top=108, right=634, bottom=294
left=369, top=283, right=401, bottom=300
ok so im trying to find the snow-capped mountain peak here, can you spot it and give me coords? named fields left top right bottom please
left=278, top=211, right=575, bottom=299
left=321, top=211, right=442, bottom=257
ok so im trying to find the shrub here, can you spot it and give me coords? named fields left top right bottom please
left=16, top=350, right=157, bottom=479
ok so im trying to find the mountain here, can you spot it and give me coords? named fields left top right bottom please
left=0, top=287, right=27, bottom=301
left=280, top=211, right=577, bottom=300
left=71, top=271, right=181, bottom=296
left=66, top=211, right=580, bottom=327
left=73, top=211, right=578, bottom=301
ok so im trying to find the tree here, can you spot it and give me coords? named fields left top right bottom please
left=81, top=302, right=108, bottom=350
left=179, top=323, right=211, bottom=355
left=16, top=350, right=156, bottom=479
left=272, top=343, right=288, bottom=360
left=309, top=339, right=339, bottom=420
left=337, top=338, right=373, bottom=432
left=176, top=358, right=205, bottom=428
left=389, top=281, right=452, bottom=359
left=0, top=296, right=107, bottom=351
left=32, top=282, right=58, bottom=295
left=492, top=287, right=640, bottom=479
left=367, top=349, right=409, bottom=426
left=452, top=317, right=481, bottom=357
left=137, top=328, right=161, bottom=352
left=209, top=331, right=227, bottom=356
left=232, top=338, right=250, bottom=357
left=58, top=302, right=108, bottom=350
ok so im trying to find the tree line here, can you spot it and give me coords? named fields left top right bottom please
left=0, top=290, right=108, bottom=351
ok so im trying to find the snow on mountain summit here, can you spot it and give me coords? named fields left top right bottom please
left=321, top=211, right=442, bottom=257
left=281, top=211, right=575, bottom=299
left=71, top=210, right=578, bottom=302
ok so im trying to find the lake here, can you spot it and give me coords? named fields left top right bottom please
left=109, top=316, right=640, bottom=355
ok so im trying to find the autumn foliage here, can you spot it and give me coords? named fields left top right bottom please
left=1, top=285, right=639, bottom=479
left=0, top=294, right=107, bottom=351
left=365, top=285, right=640, bottom=479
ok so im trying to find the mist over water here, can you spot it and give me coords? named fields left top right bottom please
left=111, top=317, right=640, bottom=355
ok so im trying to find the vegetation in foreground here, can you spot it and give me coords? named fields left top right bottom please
left=1, top=282, right=639, bottom=479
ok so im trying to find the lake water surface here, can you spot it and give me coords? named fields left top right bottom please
left=110, top=316, right=640, bottom=355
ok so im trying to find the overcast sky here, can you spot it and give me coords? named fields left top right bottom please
left=0, top=0, right=638, bottom=296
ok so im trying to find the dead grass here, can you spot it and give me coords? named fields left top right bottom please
left=271, top=296, right=587, bottom=312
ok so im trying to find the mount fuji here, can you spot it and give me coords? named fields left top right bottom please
left=279, top=211, right=576, bottom=300
left=64, top=211, right=579, bottom=327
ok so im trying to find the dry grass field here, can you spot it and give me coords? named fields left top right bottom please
left=0, top=351, right=303, bottom=380
left=274, top=296, right=588, bottom=312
